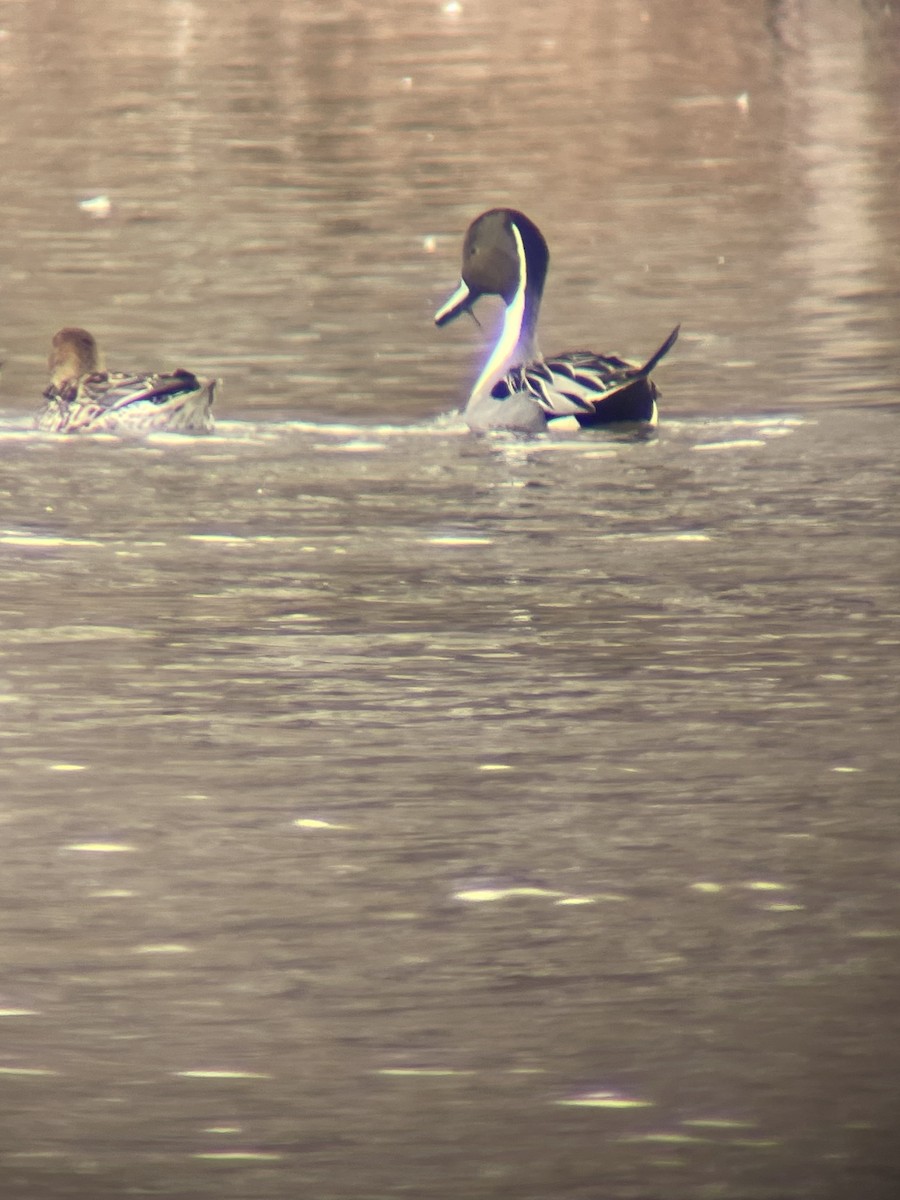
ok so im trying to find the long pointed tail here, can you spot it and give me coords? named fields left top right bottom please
left=637, top=324, right=680, bottom=378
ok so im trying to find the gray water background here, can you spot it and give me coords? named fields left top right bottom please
left=0, top=1, right=899, bottom=1197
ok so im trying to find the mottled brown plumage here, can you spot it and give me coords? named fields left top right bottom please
left=36, top=328, right=215, bottom=435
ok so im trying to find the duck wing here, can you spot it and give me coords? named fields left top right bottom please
left=73, top=369, right=207, bottom=412
left=493, top=325, right=679, bottom=423
left=37, top=369, right=214, bottom=434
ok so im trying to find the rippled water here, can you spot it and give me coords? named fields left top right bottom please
left=0, top=1, right=899, bottom=1198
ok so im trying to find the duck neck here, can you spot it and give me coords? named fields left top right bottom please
left=470, top=224, right=543, bottom=404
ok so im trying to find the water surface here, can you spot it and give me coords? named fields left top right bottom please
left=0, top=2, right=899, bottom=1198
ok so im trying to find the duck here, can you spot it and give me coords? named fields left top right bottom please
left=35, top=327, right=216, bottom=435
left=434, top=207, right=678, bottom=434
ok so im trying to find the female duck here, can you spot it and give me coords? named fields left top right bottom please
left=434, top=208, right=678, bottom=434
left=35, top=327, right=215, bottom=435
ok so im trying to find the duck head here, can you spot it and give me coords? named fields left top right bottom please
left=434, top=208, right=549, bottom=327
left=48, top=327, right=102, bottom=386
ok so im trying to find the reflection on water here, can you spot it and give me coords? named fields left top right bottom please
left=1, top=409, right=899, bottom=1199
left=0, top=1, right=899, bottom=1198
left=0, top=0, right=898, bottom=419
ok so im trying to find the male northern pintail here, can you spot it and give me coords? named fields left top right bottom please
left=35, top=328, right=215, bottom=435
left=434, top=207, right=678, bottom=434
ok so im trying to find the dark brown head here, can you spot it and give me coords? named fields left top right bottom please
left=48, top=327, right=102, bottom=385
left=434, top=208, right=550, bottom=326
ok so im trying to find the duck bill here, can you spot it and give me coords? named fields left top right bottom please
left=434, top=279, right=474, bottom=327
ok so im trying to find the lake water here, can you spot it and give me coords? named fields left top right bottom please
left=0, top=2, right=898, bottom=1198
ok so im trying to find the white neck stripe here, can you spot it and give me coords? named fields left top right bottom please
left=471, top=222, right=529, bottom=401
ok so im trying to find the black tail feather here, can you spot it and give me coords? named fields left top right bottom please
left=636, top=324, right=680, bottom=378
